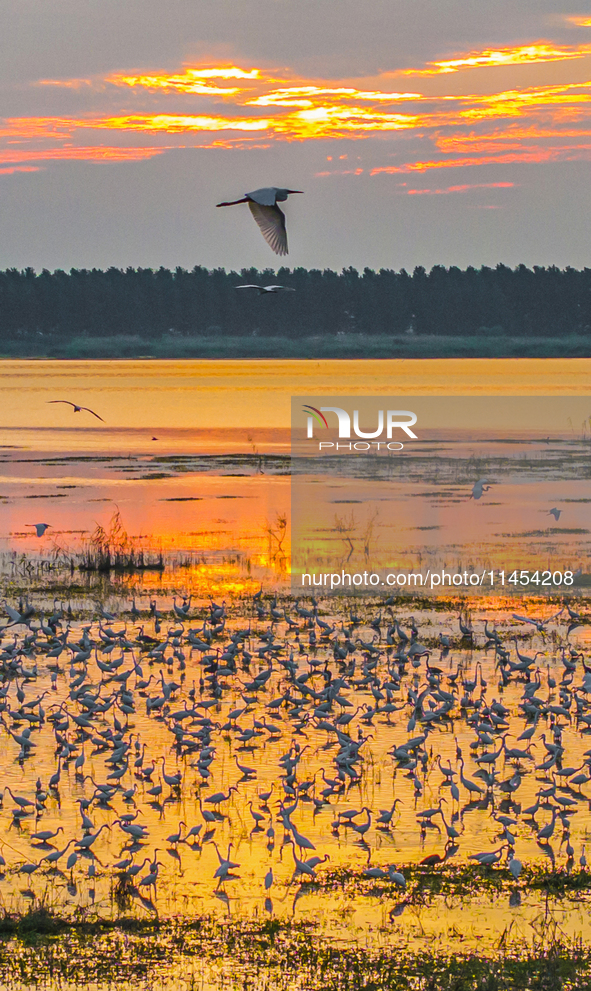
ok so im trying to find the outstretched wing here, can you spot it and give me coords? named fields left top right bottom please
left=48, top=401, right=75, bottom=407
left=512, top=614, right=536, bottom=626
left=265, top=285, right=296, bottom=292
left=248, top=201, right=288, bottom=256
left=81, top=407, right=105, bottom=422
left=235, top=285, right=261, bottom=290
left=547, top=608, right=564, bottom=623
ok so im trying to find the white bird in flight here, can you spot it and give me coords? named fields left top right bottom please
left=27, top=523, right=51, bottom=537
left=470, top=479, right=491, bottom=500
left=216, top=187, right=303, bottom=255
left=235, top=285, right=296, bottom=295
left=47, top=401, right=104, bottom=422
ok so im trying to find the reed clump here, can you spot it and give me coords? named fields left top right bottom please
left=79, top=510, right=164, bottom=573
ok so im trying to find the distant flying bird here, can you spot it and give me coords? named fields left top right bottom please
left=216, top=187, right=303, bottom=256
left=27, top=523, right=51, bottom=537
left=548, top=507, right=562, bottom=521
left=235, top=285, right=296, bottom=295
left=47, top=401, right=104, bottom=422
left=470, top=479, right=491, bottom=501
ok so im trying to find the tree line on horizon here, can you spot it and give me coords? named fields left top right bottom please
left=0, top=263, right=590, bottom=339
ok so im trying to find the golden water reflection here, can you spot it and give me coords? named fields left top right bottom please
left=0, top=360, right=590, bottom=980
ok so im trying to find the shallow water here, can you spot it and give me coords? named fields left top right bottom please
left=1, top=358, right=590, bottom=566
left=0, top=359, right=590, bottom=988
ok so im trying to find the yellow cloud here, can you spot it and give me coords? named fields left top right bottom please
left=106, top=66, right=260, bottom=95
left=7, top=42, right=591, bottom=174
left=0, top=146, right=171, bottom=163
left=401, top=42, right=591, bottom=75
left=248, top=86, right=423, bottom=108
left=370, top=145, right=591, bottom=173
left=100, top=114, right=272, bottom=132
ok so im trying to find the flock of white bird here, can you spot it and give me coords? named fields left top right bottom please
left=0, top=589, right=589, bottom=913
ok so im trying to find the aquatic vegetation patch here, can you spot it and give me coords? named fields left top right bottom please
left=0, top=915, right=589, bottom=989
left=78, top=509, right=165, bottom=572
left=316, top=863, right=591, bottom=899
left=160, top=497, right=203, bottom=501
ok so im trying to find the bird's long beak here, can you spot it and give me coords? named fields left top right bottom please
left=287, top=190, right=304, bottom=194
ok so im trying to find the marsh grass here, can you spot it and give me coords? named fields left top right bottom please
left=264, top=513, right=289, bottom=572
left=0, top=906, right=68, bottom=938
left=316, top=863, right=591, bottom=899
left=0, top=912, right=589, bottom=989
left=79, top=510, right=164, bottom=573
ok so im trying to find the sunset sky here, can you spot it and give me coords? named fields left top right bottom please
left=2, top=0, right=591, bottom=271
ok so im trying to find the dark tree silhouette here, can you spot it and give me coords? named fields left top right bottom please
left=1, top=263, right=590, bottom=342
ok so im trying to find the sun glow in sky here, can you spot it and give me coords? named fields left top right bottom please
left=6, top=40, right=591, bottom=167
left=0, top=41, right=591, bottom=165
left=2, top=1, right=591, bottom=269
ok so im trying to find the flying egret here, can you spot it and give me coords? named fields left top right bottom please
left=235, top=285, right=296, bottom=295
left=47, top=401, right=104, bottom=422
left=548, top=508, right=562, bottom=522
left=216, top=187, right=303, bottom=255
left=26, top=524, right=51, bottom=537
left=470, top=479, right=491, bottom=500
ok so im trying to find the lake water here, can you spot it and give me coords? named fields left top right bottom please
left=0, top=358, right=590, bottom=571
left=0, top=359, right=591, bottom=988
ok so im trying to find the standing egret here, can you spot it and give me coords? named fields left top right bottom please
left=216, top=187, right=303, bottom=255
left=388, top=866, right=407, bottom=888
left=508, top=856, right=522, bottom=880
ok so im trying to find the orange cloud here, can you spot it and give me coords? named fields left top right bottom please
left=105, top=66, right=261, bottom=98
left=248, top=86, right=423, bottom=108
left=0, top=146, right=170, bottom=163
left=370, top=145, right=591, bottom=173
left=405, top=181, right=515, bottom=194
left=315, top=168, right=364, bottom=176
left=35, top=77, right=94, bottom=89
left=401, top=42, right=591, bottom=75
left=273, top=106, right=421, bottom=138
left=0, top=165, right=41, bottom=174
left=435, top=125, right=591, bottom=153
left=99, top=114, right=273, bottom=132
left=5, top=41, right=591, bottom=175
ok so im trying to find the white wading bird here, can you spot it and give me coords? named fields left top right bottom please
left=47, top=401, right=104, bottom=422
left=27, top=523, right=51, bottom=537
left=216, top=187, right=303, bottom=256
left=470, top=479, right=491, bottom=501
left=235, top=285, right=296, bottom=295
